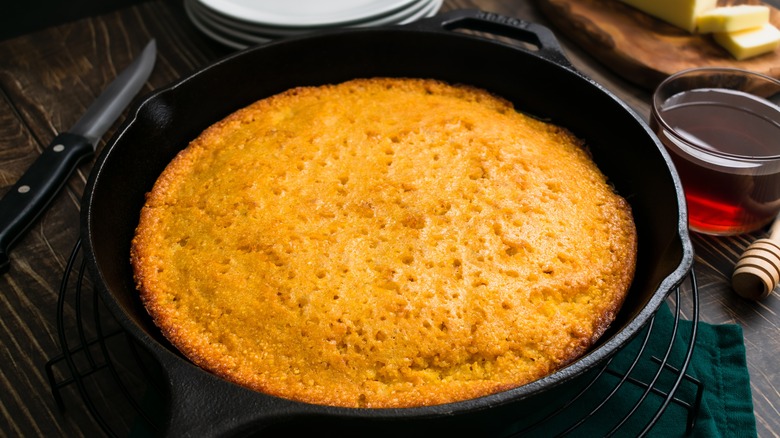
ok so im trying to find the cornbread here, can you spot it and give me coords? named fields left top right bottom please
left=131, top=78, right=637, bottom=408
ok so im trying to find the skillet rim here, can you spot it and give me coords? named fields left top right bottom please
left=80, top=9, right=694, bottom=424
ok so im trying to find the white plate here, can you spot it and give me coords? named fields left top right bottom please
left=187, top=0, right=441, bottom=49
left=196, top=0, right=419, bottom=27
left=195, top=0, right=434, bottom=38
left=193, top=0, right=309, bottom=38
left=185, top=0, right=260, bottom=49
left=355, top=0, right=440, bottom=27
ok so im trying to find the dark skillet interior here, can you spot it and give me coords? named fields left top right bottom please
left=82, top=10, right=693, bottom=436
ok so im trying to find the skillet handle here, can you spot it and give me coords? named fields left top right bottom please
left=408, top=9, right=574, bottom=69
left=157, top=353, right=307, bottom=436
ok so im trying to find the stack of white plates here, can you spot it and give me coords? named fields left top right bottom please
left=184, top=0, right=444, bottom=49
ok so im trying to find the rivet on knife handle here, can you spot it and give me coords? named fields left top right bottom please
left=0, top=134, right=92, bottom=273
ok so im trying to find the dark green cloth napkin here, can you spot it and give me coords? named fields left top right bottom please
left=640, top=302, right=757, bottom=437
left=516, top=301, right=758, bottom=437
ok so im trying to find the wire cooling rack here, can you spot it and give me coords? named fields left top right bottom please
left=46, top=239, right=702, bottom=437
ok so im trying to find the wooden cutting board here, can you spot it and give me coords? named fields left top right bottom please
left=536, top=0, right=780, bottom=89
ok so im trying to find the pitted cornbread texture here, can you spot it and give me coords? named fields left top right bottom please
left=131, top=78, right=637, bottom=408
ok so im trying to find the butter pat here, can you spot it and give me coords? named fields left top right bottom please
left=714, top=23, right=780, bottom=60
left=697, top=5, right=770, bottom=33
left=619, top=0, right=717, bottom=32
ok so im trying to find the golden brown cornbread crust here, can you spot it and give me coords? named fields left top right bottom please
left=131, top=78, right=637, bottom=408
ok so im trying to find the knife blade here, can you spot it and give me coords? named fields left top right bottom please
left=0, top=39, right=157, bottom=274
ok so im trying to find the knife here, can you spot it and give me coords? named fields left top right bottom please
left=0, top=39, right=157, bottom=274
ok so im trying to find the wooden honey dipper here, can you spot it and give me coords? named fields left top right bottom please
left=732, top=216, right=780, bottom=300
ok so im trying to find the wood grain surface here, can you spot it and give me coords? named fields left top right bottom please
left=536, top=0, right=780, bottom=89
left=0, top=0, right=778, bottom=436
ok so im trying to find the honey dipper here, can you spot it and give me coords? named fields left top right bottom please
left=732, top=216, right=780, bottom=300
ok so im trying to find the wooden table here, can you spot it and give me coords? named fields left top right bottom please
left=1, top=0, right=777, bottom=436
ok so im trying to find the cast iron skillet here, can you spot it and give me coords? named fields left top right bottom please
left=82, top=9, right=693, bottom=437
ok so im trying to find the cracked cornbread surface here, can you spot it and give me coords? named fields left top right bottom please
left=130, top=78, right=637, bottom=408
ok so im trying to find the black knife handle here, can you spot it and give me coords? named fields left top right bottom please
left=0, top=133, right=93, bottom=274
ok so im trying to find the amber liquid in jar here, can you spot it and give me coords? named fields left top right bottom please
left=655, top=88, right=780, bottom=235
